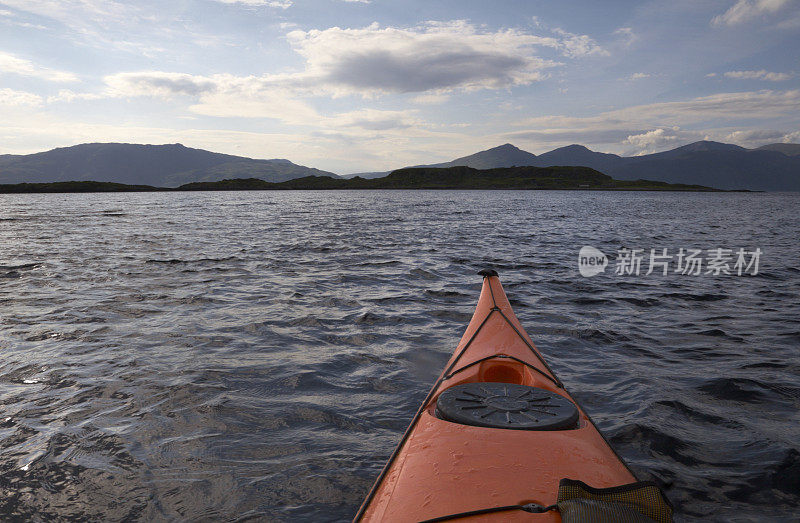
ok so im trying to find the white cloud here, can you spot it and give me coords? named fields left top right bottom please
left=613, top=89, right=800, bottom=123
left=782, top=130, right=800, bottom=142
left=101, top=71, right=318, bottom=124
left=723, top=128, right=799, bottom=145
left=284, top=21, right=562, bottom=96
left=0, top=0, right=135, bottom=30
left=712, top=0, right=792, bottom=26
left=506, top=90, right=800, bottom=153
left=624, top=128, right=680, bottom=154
left=0, top=51, right=78, bottom=82
left=46, top=89, right=105, bottom=103
left=513, top=89, right=775, bottom=135
left=723, top=69, right=792, bottom=81
left=212, top=0, right=292, bottom=7
left=0, top=88, right=43, bottom=106
left=410, top=93, right=450, bottom=105
left=79, top=20, right=602, bottom=117
left=99, top=71, right=424, bottom=130
left=189, top=90, right=320, bottom=125
left=31, top=19, right=608, bottom=124
left=2, top=0, right=292, bottom=57
left=329, top=109, right=418, bottom=130
left=551, top=28, right=608, bottom=58
left=627, top=72, right=651, bottom=80
left=0, top=1, right=197, bottom=55
left=85, top=20, right=602, bottom=112
left=523, top=18, right=607, bottom=58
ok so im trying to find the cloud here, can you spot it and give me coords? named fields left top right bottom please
left=711, top=0, right=792, bottom=26
left=100, top=71, right=424, bottom=131
left=506, top=90, right=800, bottom=153
left=781, top=130, right=800, bottom=142
left=410, top=93, right=451, bottom=105
left=550, top=28, right=608, bottom=58
left=723, top=128, right=799, bottom=145
left=85, top=20, right=602, bottom=114
left=105, top=71, right=218, bottom=97
left=524, top=18, right=607, bottom=57
left=613, top=89, right=800, bottom=123
left=0, top=51, right=78, bottom=82
left=624, top=128, right=680, bottom=154
left=0, top=88, right=43, bottom=106
left=81, top=19, right=603, bottom=116
left=329, top=109, right=418, bottom=130
left=723, top=69, right=792, bottom=81
left=0, top=1, right=136, bottom=31
left=46, top=19, right=607, bottom=123
left=100, top=71, right=317, bottom=124
left=626, top=72, right=651, bottom=80
left=284, top=21, right=563, bottom=95
left=0, top=1, right=207, bottom=55
left=189, top=90, right=320, bottom=125
left=212, top=0, right=292, bottom=7
left=46, top=89, right=105, bottom=103
left=516, top=90, right=800, bottom=130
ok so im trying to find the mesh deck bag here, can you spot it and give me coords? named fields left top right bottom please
left=556, top=478, right=674, bottom=523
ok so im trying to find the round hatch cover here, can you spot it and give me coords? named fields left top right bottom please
left=435, top=382, right=579, bottom=430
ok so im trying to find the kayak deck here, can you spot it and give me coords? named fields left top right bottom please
left=356, top=272, right=636, bottom=522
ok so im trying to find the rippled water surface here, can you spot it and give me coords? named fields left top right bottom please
left=1, top=190, right=798, bottom=521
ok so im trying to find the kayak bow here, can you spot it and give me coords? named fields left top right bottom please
left=355, top=270, right=644, bottom=522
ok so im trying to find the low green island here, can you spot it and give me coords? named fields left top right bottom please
left=0, top=165, right=723, bottom=193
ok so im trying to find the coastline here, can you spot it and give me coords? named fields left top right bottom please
left=0, top=166, right=733, bottom=193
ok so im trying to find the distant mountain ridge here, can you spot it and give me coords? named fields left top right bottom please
left=756, top=143, right=800, bottom=156
left=2, top=140, right=799, bottom=190
left=383, top=141, right=799, bottom=191
left=0, top=143, right=336, bottom=187
left=422, top=143, right=539, bottom=169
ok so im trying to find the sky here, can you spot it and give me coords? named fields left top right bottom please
left=0, top=0, right=799, bottom=174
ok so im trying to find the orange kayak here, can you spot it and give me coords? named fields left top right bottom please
left=354, top=270, right=667, bottom=522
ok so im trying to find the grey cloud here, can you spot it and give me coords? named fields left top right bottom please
left=325, top=50, right=531, bottom=93
left=133, top=76, right=217, bottom=96
left=105, top=72, right=218, bottom=97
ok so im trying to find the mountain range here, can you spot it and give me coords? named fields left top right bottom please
left=0, top=143, right=335, bottom=187
left=348, top=142, right=800, bottom=191
left=1, top=140, right=798, bottom=191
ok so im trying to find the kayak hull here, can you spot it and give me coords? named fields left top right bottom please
left=356, top=273, right=636, bottom=522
